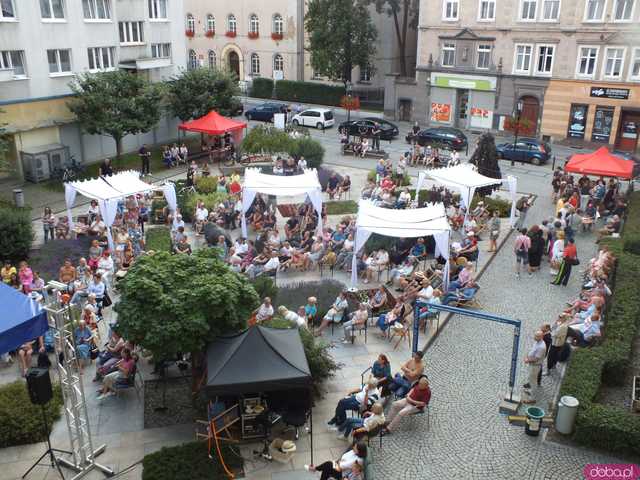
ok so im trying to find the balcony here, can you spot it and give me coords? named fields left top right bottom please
left=119, top=57, right=172, bottom=71
left=0, top=68, right=14, bottom=82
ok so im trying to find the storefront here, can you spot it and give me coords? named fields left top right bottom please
left=428, top=73, right=497, bottom=130
left=541, top=80, right=640, bottom=152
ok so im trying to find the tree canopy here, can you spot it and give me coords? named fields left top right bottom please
left=369, top=0, right=418, bottom=77
left=0, top=109, right=10, bottom=173
left=114, top=249, right=260, bottom=361
left=469, top=132, right=502, bottom=196
left=305, top=0, right=377, bottom=84
left=67, top=71, right=162, bottom=161
left=165, top=68, right=242, bottom=121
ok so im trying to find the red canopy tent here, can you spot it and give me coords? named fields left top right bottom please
left=565, top=146, right=634, bottom=179
left=178, top=110, right=247, bottom=135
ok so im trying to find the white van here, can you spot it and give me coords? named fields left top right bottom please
left=291, top=108, right=335, bottom=129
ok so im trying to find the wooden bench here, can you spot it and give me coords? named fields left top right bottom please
left=632, top=376, right=640, bottom=413
left=342, top=144, right=388, bottom=160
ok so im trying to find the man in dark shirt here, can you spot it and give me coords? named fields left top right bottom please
left=99, top=158, right=113, bottom=177
left=372, top=123, right=382, bottom=151
left=139, top=144, right=151, bottom=176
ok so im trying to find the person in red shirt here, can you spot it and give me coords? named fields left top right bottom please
left=382, top=377, right=431, bottom=434
left=552, top=237, right=577, bottom=286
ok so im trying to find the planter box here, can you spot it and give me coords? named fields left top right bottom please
left=225, top=31, right=236, bottom=38
left=271, top=33, right=283, bottom=41
left=248, top=32, right=259, bottom=39
left=205, top=30, right=215, bottom=38
left=185, top=29, right=194, bottom=37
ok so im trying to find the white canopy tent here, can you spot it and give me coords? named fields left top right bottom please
left=415, top=164, right=518, bottom=227
left=65, top=170, right=177, bottom=250
left=241, top=168, right=323, bottom=237
left=350, top=201, right=452, bottom=289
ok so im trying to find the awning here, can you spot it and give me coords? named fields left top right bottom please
left=178, top=110, right=247, bottom=135
left=565, top=146, right=634, bottom=179
left=0, top=283, right=48, bottom=355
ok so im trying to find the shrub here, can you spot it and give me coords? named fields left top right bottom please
left=250, top=78, right=274, bottom=99
left=274, top=80, right=345, bottom=106
left=183, top=192, right=230, bottom=222
left=250, top=275, right=278, bottom=300
left=142, top=441, right=242, bottom=480
left=470, top=195, right=511, bottom=218
left=274, top=279, right=344, bottom=319
left=289, top=137, right=325, bottom=169
left=0, top=204, right=33, bottom=263
left=573, top=404, right=640, bottom=457
left=326, top=200, right=357, bottom=216
left=241, top=125, right=293, bottom=155
left=623, top=234, right=640, bottom=255
left=30, top=237, right=92, bottom=281
left=0, top=381, right=63, bottom=448
left=194, top=176, right=219, bottom=194
left=145, top=227, right=172, bottom=252
left=367, top=170, right=411, bottom=187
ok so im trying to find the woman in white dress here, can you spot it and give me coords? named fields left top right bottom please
left=550, top=230, right=565, bottom=277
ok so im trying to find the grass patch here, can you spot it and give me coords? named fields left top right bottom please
left=145, top=227, right=172, bottom=252
left=142, top=441, right=243, bottom=480
left=0, top=381, right=63, bottom=448
left=325, top=200, right=358, bottom=216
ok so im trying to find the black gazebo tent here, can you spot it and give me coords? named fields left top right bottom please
left=205, top=326, right=314, bottom=462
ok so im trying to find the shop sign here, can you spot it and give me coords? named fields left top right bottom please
left=470, top=107, right=492, bottom=129
left=590, top=87, right=630, bottom=100
left=431, top=103, right=451, bottom=122
left=567, top=104, right=588, bottom=139
left=431, top=73, right=496, bottom=91
left=591, top=107, right=614, bottom=143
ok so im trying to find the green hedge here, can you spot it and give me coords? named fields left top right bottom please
left=274, top=80, right=345, bottom=106
left=142, top=441, right=243, bottom=480
left=241, top=125, right=324, bottom=168
left=0, top=381, right=63, bottom=448
left=558, top=191, right=640, bottom=457
left=145, top=227, right=172, bottom=252
left=250, top=78, right=274, bottom=99
left=326, top=200, right=357, bottom=216
left=0, top=203, right=33, bottom=263
left=367, top=170, right=411, bottom=187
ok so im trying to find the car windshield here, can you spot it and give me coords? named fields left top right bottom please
left=324, top=111, right=333, bottom=120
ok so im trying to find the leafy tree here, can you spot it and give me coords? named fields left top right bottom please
left=0, top=109, right=11, bottom=173
left=305, top=0, right=377, bottom=84
left=67, top=71, right=162, bottom=162
left=241, top=125, right=294, bottom=154
left=469, top=132, right=502, bottom=196
left=165, top=68, right=242, bottom=121
left=0, top=203, right=33, bottom=263
left=114, top=249, right=260, bottom=363
left=369, top=0, right=419, bottom=77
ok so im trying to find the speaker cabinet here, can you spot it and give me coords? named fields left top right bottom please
left=26, top=367, right=53, bottom=405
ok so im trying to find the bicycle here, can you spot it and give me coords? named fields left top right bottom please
left=51, top=156, right=85, bottom=182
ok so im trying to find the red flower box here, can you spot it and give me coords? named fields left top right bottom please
left=248, top=31, right=259, bottom=39
left=205, top=30, right=215, bottom=38
left=185, top=29, right=195, bottom=37
left=271, top=33, right=283, bottom=41
left=225, top=31, right=236, bottom=38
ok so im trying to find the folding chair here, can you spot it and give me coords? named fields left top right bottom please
left=195, top=401, right=240, bottom=443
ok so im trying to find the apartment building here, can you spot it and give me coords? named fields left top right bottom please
left=0, top=0, right=186, bottom=179
left=385, top=0, right=640, bottom=151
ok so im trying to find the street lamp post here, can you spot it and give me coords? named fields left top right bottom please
left=346, top=81, right=353, bottom=123
left=511, top=100, right=523, bottom=167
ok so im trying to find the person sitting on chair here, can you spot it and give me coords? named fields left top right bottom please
left=316, top=292, right=348, bottom=336
left=305, top=442, right=367, bottom=480
left=97, top=348, right=135, bottom=400
left=327, top=379, right=380, bottom=429
left=376, top=300, right=405, bottom=335
left=341, top=402, right=385, bottom=440
left=382, top=377, right=431, bottom=435
left=441, top=281, right=479, bottom=305
left=342, top=303, right=369, bottom=344
left=387, top=352, right=424, bottom=398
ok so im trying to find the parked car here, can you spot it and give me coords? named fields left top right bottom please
left=496, top=138, right=551, bottom=165
left=415, top=127, right=468, bottom=150
left=616, top=151, right=640, bottom=178
left=362, top=117, right=400, bottom=138
left=291, top=108, right=335, bottom=129
left=338, top=119, right=397, bottom=140
left=244, top=103, right=285, bottom=122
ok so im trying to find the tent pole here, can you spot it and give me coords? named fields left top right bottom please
left=309, top=399, right=314, bottom=466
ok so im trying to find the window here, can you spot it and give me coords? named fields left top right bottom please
left=0, top=50, right=26, bottom=76
left=187, top=49, right=197, bottom=70
left=249, top=14, right=259, bottom=34
left=584, top=0, right=605, bottom=20
left=83, top=0, right=109, bottom=19
left=477, top=44, right=491, bottom=69
left=536, top=45, right=554, bottom=74
left=359, top=66, right=371, bottom=82
left=541, top=0, right=560, bottom=19
left=206, top=14, right=215, bottom=32
left=443, top=0, right=459, bottom=19
left=40, top=0, right=65, bottom=20
left=442, top=43, right=456, bottom=66
left=273, top=54, right=283, bottom=73
left=87, top=46, right=115, bottom=71
left=273, top=14, right=283, bottom=34
left=576, top=46, right=598, bottom=77
left=47, top=49, right=71, bottom=74
left=208, top=50, right=216, bottom=69
left=186, top=14, right=194, bottom=32
left=514, top=44, right=533, bottom=73
left=631, top=48, right=640, bottom=80
left=478, top=0, right=496, bottom=19
left=520, top=0, right=537, bottom=19
left=148, top=0, right=167, bottom=19
left=613, top=0, right=633, bottom=19
left=151, top=42, right=171, bottom=58
left=251, top=53, right=260, bottom=74
left=603, top=47, right=625, bottom=78
left=119, top=21, right=144, bottom=44
left=1, top=0, right=16, bottom=20
left=227, top=14, right=236, bottom=33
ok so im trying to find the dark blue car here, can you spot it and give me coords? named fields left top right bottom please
left=496, top=138, right=551, bottom=165
left=244, top=103, right=286, bottom=122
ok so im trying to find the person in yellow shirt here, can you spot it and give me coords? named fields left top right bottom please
left=1, top=260, right=17, bottom=284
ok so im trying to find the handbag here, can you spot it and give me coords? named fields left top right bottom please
left=102, top=292, right=112, bottom=308
left=570, top=257, right=580, bottom=266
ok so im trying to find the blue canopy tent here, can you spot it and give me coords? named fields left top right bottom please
left=0, top=283, right=48, bottom=354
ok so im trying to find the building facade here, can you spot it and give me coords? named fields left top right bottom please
left=0, top=0, right=186, bottom=177
left=385, top=0, right=640, bottom=151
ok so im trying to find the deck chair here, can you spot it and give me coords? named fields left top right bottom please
left=389, top=303, right=413, bottom=350
left=195, top=401, right=240, bottom=443
left=453, top=287, right=482, bottom=309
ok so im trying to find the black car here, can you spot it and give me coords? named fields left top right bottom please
left=244, top=103, right=285, bottom=122
left=416, top=127, right=468, bottom=150
left=496, top=138, right=551, bottom=165
left=362, top=117, right=399, bottom=138
left=338, top=119, right=397, bottom=140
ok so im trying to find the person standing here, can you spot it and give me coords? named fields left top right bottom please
left=546, top=314, right=569, bottom=373
left=99, top=158, right=113, bottom=177
left=552, top=237, right=577, bottom=286
left=139, top=144, right=151, bottom=176
left=523, top=330, right=546, bottom=403
left=513, top=228, right=531, bottom=278
left=43, top=207, right=56, bottom=243
left=372, top=123, right=381, bottom=151
left=487, top=211, right=501, bottom=253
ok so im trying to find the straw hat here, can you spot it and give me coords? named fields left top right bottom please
left=281, top=440, right=296, bottom=453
